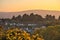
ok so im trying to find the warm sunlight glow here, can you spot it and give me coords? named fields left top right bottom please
left=0, top=0, right=60, bottom=12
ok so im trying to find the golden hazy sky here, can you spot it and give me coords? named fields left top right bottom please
left=0, top=0, right=60, bottom=12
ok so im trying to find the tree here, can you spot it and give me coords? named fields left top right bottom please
left=52, top=15, right=55, bottom=20
left=34, top=14, right=43, bottom=21
left=45, top=14, right=55, bottom=21
left=33, top=26, right=60, bottom=40
left=29, top=13, right=35, bottom=22
left=12, top=16, right=16, bottom=20
left=58, top=16, right=60, bottom=20
left=16, top=15, right=21, bottom=22
left=22, top=13, right=29, bottom=22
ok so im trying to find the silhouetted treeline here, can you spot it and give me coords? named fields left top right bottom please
left=0, top=13, right=60, bottom=26
left=11, top=13, right=59, bottom=22
left=12, top=13, right=44, bottom=22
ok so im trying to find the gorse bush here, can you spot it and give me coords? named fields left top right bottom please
left=0, top=27, right=43, bottom=40
left=0, top=25, right=60, bottom=40
left=6, top=28, right=31, bottom=40
left=33, top=25, right=60, bottom=40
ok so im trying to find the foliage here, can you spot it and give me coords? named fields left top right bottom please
left=0, top=25, right=60, bottom=40
left=0, top=27, right=43, bottom=40
left=33, top=25, right=60, bottom=40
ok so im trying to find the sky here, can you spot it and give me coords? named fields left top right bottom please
left=0, top=0, right=60, bottom=12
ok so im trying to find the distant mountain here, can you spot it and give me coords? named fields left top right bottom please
left=0, top=10, right=60, bottom=18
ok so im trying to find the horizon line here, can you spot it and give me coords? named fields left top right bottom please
left=0, top=9, right=60, bottom=12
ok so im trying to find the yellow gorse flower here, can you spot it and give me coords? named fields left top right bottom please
left=0, top=27, right=44, bottom=40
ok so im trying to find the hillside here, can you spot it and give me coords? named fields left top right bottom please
left=0, top=10, right=60, bottom=18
